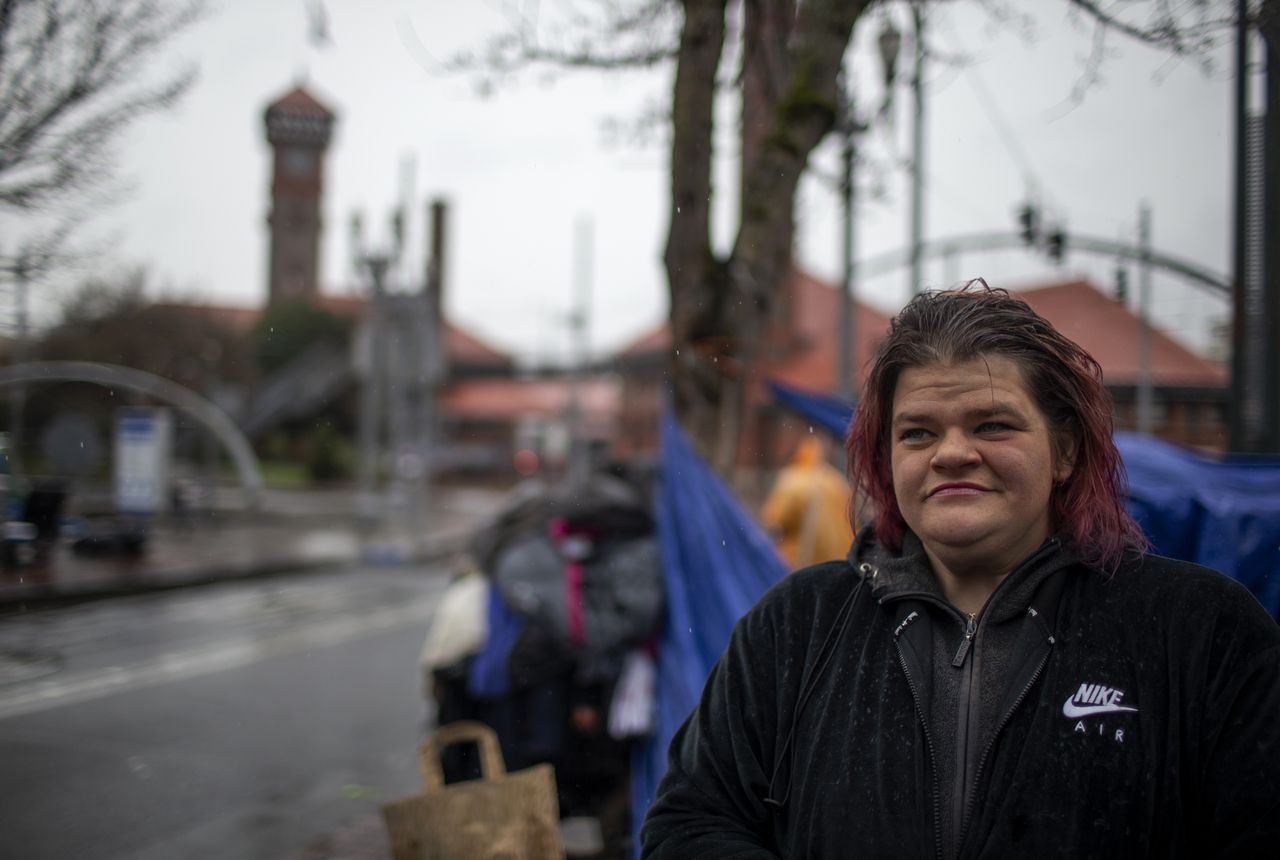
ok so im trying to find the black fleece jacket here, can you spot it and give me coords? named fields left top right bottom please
left=640, top=529, right=1280, bottom=859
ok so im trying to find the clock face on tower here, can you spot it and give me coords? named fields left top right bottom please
left=283, top=146, right=316, bottom=177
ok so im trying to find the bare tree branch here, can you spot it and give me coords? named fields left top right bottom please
left=0, top=0, right=201, bottom=214
left=443, top=0, right=682, bottom=84
left=1065, top=0, right=1238, bottom=56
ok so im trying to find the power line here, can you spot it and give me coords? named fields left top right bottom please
left=937, top=15, right=1048, bottom=202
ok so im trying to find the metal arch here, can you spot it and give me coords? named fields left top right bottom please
left=857, top=232, right=1231, bottom=296
left=0, top=361, right=263, bottom=509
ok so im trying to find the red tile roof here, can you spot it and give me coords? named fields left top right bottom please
left=443, top=324, right=515, bottom=368
left=617, top=273, right=1225, bottom=390
left=1016, top=279, right=1226, bottom=387
left=266, top=85, right=334, bottom=117
left=149, top=302, right=261, bottom=333
left=440, top=376, right=620, bottom=421
left=618, top=323, right=671, bottom=357
left=150, top=296, right=513, bottom=368
left=615, top=268, right=892, bottom=391
left=767, top=269, right=893, bottom=392
left=288, top=294, right=513, bottom=367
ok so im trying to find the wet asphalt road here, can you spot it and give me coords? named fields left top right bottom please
left=0, top=564, right=453, bottom=860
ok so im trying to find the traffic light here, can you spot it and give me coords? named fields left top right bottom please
left=1017, top=203, right=1039, bottom=245
left=1045, top=228, right=1065, bottom=264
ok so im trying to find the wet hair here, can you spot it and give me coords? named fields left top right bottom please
left=845, top=279, right=1148, bottom=572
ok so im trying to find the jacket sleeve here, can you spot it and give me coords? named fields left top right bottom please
left=640, top=598, right=785, bottom=858
left=1196, top=590, right=1280, bottom=857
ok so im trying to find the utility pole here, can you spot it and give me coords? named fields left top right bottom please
left=1228, top=3, right=1274, bottom=453
left=419, top=198, right=449, bottom=540
left=1265, top=23, right=1280, bottom=451
left=352, top=211, right=401, bottom=529
left=1136, top=202, right=1154, bottom=435
left=8, top=253, right=29, bottom=480
left=1229, top=0, right=1252, bottom=451
left=567, top=216, right=593, bottom=482
left=909, top=5, right=926, bottom=296
left=837, top=79, right=861, bottom=402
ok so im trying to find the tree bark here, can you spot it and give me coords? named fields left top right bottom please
left=666, top=0, right=729, bottom=463
left=666, top=0, right=868, bottom=473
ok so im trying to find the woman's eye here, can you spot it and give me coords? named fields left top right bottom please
left=976, top=421, right=1011, bottom=433
left=898, top=428, right=931, bottom=442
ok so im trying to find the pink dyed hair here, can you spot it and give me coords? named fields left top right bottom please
left=846, top=280, right=1148, bottom=572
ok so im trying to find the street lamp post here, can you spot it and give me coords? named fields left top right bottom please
left=833, top=14, right=901, bottom=401
left=352, top=211, right=402, bottom=529
left=1137, top=202, right=1154, bottom=435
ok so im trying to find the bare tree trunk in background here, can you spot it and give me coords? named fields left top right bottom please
left=666, top=0, right=728, bottom=468
left=666, top=0, right=867, bottom=474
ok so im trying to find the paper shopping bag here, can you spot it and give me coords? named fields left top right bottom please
left=382, top=721, right=565, bottom=860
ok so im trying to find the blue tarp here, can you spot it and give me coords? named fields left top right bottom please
left=467, top=586, right=525, bottom=699
left=766, top=378, right=1280, bottom=619
left=630, top=410, right=788, bottom=853
left=766, top=379, right=856, bottom=437
left=1117, top=431, right=1280, bottom=618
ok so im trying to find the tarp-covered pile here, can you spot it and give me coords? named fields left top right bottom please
left=630, top=412, right=788, bottom=849
left=1117, top=431, right=1280, bottom=618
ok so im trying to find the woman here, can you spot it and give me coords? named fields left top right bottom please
left=641, top=283, right=1280, bottom=858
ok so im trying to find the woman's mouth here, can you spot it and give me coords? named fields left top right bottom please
left=928, top=483, right=989, bottom=498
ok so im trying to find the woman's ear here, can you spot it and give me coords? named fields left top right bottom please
left=1053, top=429, right=1078, bottom=484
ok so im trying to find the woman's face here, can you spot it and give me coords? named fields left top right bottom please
left=888, top=355, right=1073, bottom=578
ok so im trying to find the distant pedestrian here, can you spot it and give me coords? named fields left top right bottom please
left=760, top=436, right=854, bottom=569
left=418, top=555, right=489, bottom=782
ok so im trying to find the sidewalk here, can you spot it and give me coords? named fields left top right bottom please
left=0, top=484, right=507, bottom=610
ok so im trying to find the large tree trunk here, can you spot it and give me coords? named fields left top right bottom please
left=666, top=0, right=730, bottom=466
left=665, top=0, right=869, bottom=474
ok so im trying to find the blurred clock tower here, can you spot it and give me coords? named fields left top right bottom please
left=263, top=85, right=335, bottom=305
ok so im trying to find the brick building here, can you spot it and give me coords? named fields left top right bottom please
left=263, top=87, right=335, bottom=305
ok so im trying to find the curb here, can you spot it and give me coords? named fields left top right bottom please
left=0, top=533, right=469, bottom=612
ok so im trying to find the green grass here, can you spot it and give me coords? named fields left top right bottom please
left=257, top=459, right=311, bottom=489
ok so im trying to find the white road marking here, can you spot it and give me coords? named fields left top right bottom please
left=0, top=596, right=439, bottom=721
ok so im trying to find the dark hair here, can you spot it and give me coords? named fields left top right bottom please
left=845, top=279, right=1147, bottom=572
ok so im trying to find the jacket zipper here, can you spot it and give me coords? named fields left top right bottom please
left=895, top=640, right=945, bottom=860
left=878, top=539, right=1060, bottom=859
left=951, top=611, right=979, bottom=858
left=952, top=613, right=977, bottom=667
left=956, top=643, right=1052, bottom=851
left=884, top=591, right=975, bottom=860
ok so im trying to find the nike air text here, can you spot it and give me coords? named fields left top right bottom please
left=1062, top=683, right=1139, bottom=719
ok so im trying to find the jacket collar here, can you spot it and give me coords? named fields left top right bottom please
left=849, top=526, right=1078, bottom=624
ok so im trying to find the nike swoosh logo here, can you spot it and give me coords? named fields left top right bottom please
left=1062, top=700, right=1139, bottom=718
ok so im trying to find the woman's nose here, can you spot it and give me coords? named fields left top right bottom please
left=931, top=429, right=980, bottom=469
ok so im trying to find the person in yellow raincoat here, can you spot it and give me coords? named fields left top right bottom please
left=760, top=436, right=855, bottom=568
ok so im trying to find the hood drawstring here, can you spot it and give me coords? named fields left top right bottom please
left=764, top=568, right=871, bottom=810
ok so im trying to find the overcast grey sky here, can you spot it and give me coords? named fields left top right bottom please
left=56, top=0, right=1239, bottom=364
